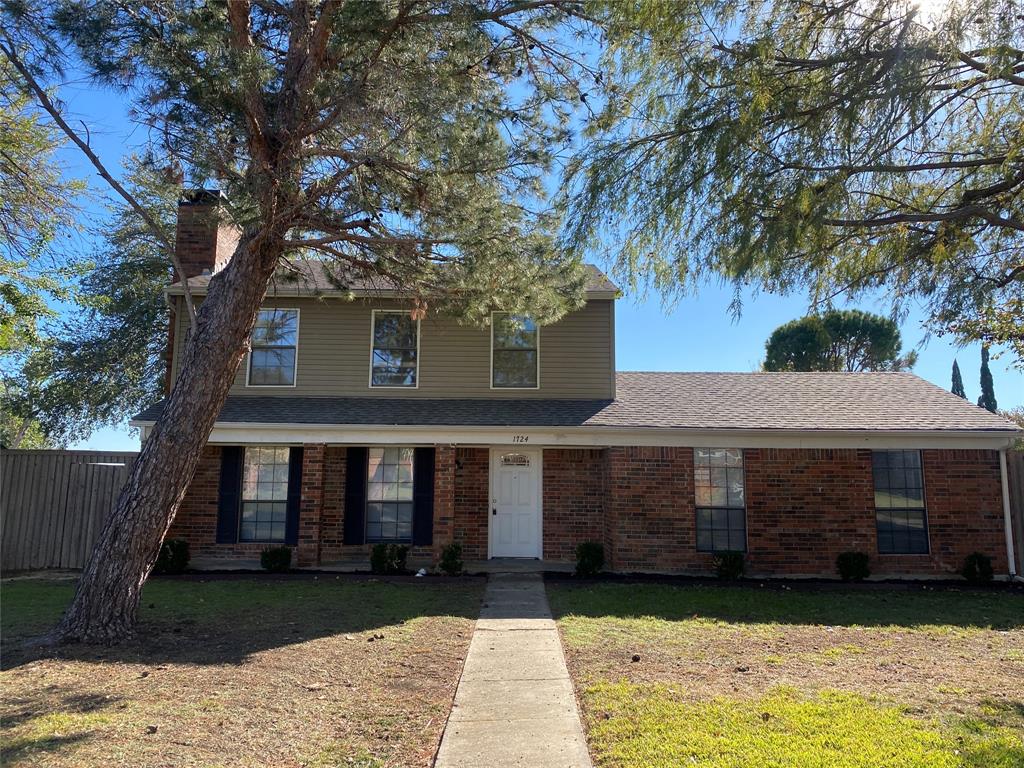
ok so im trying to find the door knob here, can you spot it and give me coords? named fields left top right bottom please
left=492, top=508, right=497, bottom=515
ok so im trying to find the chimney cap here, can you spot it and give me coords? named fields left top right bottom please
left=179, top=188, right=226, bottom=206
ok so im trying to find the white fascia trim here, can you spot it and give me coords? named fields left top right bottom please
left=128, top=420, right=1019, bottom=450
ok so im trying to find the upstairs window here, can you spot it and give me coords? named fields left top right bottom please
left=873, top=450, right=928, bottom=554
left=370, top=311, right=419, bottom=387
left=367, top=447, right=414, bottom=541
left=694, top=448, right=746, bottom=552
left=491, top=313, right=539, bottom=388
left=239, top=446, right=290, bottom=542
left=248, top=309, right=298, bottom=386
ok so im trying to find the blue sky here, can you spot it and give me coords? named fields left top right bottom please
left=51, top=71, right=1022, bottom=453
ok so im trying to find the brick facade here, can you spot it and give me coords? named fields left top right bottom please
left=542, top=449, right=606, bottom=562
left=169, top=442, right=1010, bottom=578
left=605, top=446, right=713, bottom=573
left=173, top=194, right=239, bottom=280
left=453, top=447, right=489, bottom=560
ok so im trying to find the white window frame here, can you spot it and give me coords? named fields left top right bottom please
left=246, top=307, right=300, bottom=388
left=238, top=445, right=291, bottom=543
left=365, top=446, right=416, bottom=542
left=489, top=311, right=541, bottom=390
left=368, top=309, right=421, bottom=389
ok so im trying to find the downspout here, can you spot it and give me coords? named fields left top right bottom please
left=1000, top=449, right=1019, bottom=580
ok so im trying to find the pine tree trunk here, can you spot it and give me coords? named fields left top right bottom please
left=49, top=231, right=282, bottom=644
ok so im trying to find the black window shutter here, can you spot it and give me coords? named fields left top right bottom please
left=412, top=447, right=435, bottom=546
left=216, top=446, right=244, bottom=544
left=285, top=447, right=303, bottom=545
left=343, top=447, right=368, bottom=545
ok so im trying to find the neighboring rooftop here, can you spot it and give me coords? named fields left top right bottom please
left=168, top=260, right=618, bottom=297
left=134, top=372, right=1020, bottom=434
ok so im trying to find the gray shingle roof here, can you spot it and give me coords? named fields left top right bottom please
left=134, top=372, right=1020, bottom=433
left=169, top=261, right=618, bottom=296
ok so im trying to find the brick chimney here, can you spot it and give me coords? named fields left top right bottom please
left=174, top=189, right=239, bottom=279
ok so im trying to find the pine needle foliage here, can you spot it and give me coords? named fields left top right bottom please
left=567, top=0, right=1024, bottom=365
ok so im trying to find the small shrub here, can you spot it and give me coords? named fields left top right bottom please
left=153, top=538, right=190, bottom=574
left=713, top=550, right=745, bottom=580
left=836, top=551, right=871, bottom=582
left=261, top=546, right=292, bottom=573
left=961, top=552, right=994, bottom=584
left=370, top=543, right=409, bottom=574
left=574, top=541, right=605, bottom=577
left=438, top=543, right=464, bottom=576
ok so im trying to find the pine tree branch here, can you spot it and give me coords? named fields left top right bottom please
left=0, top=32, right=198, bottom=323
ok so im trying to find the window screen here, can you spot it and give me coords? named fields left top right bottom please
left=371, top=312, right=418, bottom=387
left=239, top=446, right=290, bottom=542
left=492, top=313, right=538, bottom=388
left=695, top=448, right=746, bottom=552
left=249, top=309, right=298, bottom=386
left=872, top=450, right=928, bottom=554
left=366, top=447, right=415, bottom=541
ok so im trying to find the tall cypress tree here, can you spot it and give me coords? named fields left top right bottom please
left=977, top=347, right=998, bottom=413
left=950, top=360, right=966, bottom=399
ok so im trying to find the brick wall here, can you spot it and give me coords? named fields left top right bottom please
left=453, top=447, right=489, bottom=560
left=604, top=446, right=1007, bottom=577
left=919, top=449, right=1006, bottom=574
left=173, top=195, right=239, bottom=279
left=542, top=449, right=606, bottom=562
left=296, top=444, right=325, bottom=567
left=744, top=448, right=876, bottom=575
left=319, top=447, right=347, bottom=561
left=169, top=442, right=1008, bottom=577
left=605, top=446, right=714, bottom=572
left=433, top=445, right=456, bottom=559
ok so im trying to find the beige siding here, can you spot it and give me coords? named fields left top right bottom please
left=171, top=297, right=615, bottom=399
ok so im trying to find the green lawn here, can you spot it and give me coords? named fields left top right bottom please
left=548, top=582, right=1024, bottom=768
left=2, top=575, right=483, bottom=768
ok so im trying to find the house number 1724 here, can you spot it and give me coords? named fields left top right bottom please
left=511, top=435, right=529, bottom=443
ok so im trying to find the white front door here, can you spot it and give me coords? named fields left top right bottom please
left=489, top=448, right=542, bottom=558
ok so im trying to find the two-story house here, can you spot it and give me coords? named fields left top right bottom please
left=132, top=192, right=1022, bottom=578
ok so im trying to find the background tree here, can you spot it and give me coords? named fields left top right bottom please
left=1000, top=406, right=1024, bottom=449
left=0, top=55, right=82, bottom=446
left=2, top=0, right=600, bottom=643
left=978, top=346, right=998, bottom=412
left=764, top=310, right=916, bottom=372
left=951, top=359, right=966, bottom=399
left=15, top=160, right=176, bottom=445
left=568, top=0, right=1024, bottom=364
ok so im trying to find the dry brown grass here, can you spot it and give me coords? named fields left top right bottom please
left=549, top=581, right=1024, bottom=722
left=1, top=575, right=484, bottom=768
left=549, top=581, right=1024, bottom=767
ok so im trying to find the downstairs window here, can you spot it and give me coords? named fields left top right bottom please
left=694, top=448, right=746, bottom=552
left=366, top=447, right=415, bottom=542
left=872, top=450, right=928, bottom=554
left=239, top=446, right=290, bottom=542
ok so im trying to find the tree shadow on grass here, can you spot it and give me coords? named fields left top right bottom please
left=1, top=574, right=484, bottom=670
left=545, top=580, right=1024, bottom=631
left=0, top=691, right=121, bottom=765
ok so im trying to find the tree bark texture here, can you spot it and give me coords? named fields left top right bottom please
left=50, top=231, right=283, bottom=643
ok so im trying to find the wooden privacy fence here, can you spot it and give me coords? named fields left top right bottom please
left=1, top=449, right=137, bottom=571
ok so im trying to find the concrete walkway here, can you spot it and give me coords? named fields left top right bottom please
left=434, top=574, right=592, bottom=768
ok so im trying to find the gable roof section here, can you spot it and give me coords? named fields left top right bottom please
left=168, top=261, right=618, bottom=298
left=134, top=372, right=1020, bottom=434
